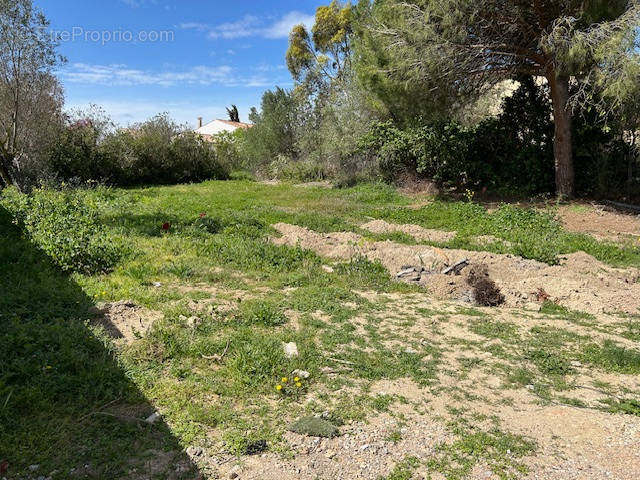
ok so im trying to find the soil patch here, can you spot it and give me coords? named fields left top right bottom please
left=90, top=300, right=163, bottom=344
left=361, top=219, right=456, bottom=243
left=559, top=205, right=640, bottom=243
left=272, top=223, right=640, bottom=314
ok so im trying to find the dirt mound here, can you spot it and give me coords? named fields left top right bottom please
left=272, top=223, right=640, bottom=314
left=559, top=205, right=640, bottom=242
left=90, top=300, right=163, bottom=344
left=361, top=219, right=456, bottom=243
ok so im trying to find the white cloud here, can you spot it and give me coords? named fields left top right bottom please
left=263, top=11, right=315, bottom=39
left=207, top=15, right=261, bottom=40
left=59, top=62, right=292, bottom=90
left=179, top=10, right=315, bottom=41
left=60, top=63, right=234, bottom=87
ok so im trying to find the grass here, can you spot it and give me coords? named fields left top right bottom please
left=1, top=179, right=639, bottom=478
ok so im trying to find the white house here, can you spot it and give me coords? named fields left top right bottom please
left=194, top=117, right=252, bottom=141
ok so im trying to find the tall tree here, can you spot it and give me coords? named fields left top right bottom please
left=359, top=0, right=639, bottom=196
left=226, top=104, right=240, bottom=123
left=0, top=0, right=63, bottom=188
left=286, top=0, right=353, bottom=92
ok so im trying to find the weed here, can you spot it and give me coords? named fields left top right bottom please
left=581, top=341, right=640, bottom=374
left=289, top=416, right=339, bottom=438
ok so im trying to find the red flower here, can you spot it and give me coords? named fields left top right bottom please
left=199, top=212, right=206, bottom=218
left=162, top=222, right=170, bottom=231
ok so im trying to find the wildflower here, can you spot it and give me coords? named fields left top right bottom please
left=162, top=222, right=170, bottom=231
left=295, top=382, right=302, bottom=388
left=276, top=384, right=283, bottom=392
left=102, top=291, right=106, bottom=296
left=293, top=377, right=300, bottom=382
left=281, top=377, right=288, bottom=383
left=199, top=212, right=207, bottom=218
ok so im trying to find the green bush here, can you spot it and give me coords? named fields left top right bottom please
left=0, top=187, right=123, bottom=274
left=49, top=113, right=230, bottom=187
left=289, top=416, right=339, bottom=438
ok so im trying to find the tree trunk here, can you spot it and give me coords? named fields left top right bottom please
left=548, top=73, right=574, bottom=198
left=0, top=153, right=14, bottom=188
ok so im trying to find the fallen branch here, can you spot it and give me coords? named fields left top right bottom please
left=202, top=338, right=231, bottom=362
left=441, top=258, right=469, bottom=275
left=603, top=200, right=640, bottom=214
left=327, top=357, right=355, bottom=365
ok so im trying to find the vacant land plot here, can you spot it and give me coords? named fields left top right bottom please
left=2, top=181, right=640, bottom=479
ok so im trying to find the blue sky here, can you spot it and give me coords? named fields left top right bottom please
left=36, top=0, right=322, bottom=126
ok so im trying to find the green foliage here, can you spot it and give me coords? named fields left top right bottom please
left=289, top=415, right=339, bottom=438
left=0, top=187, right=122, bottom=273
left=286, top=0, right=353, bottom=87
left=49, top=113, right=230, bottom=186
left=240, top=87, right=300, bottom=172
left=601, top=397, right=640, bottom=416
left=237, top=300, right=287, bottom=327
left=581, top=341, right=640, bottom=374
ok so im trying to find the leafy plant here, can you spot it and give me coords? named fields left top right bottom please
left=289, top=415, right=339, bottom=438
left=0, top=187, right=123, bottom=273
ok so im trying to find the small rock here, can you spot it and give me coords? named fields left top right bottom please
left=186, top=316, right=202, bottom=328
left=152, top=282, right=162, bottom=287
left=321, top=265, right=334, bottom=273
left=292, top=369, right=310, bottom=379
left=325, top=450, right=336, bottom=459
left=359, top=444, right=370, bottom=451
left=283, top=342, right=299, bottom=358
left=228, top=472, right=239, bottom=479
left=145, top=412, right=161, bottom=424
left=404, top=347, right=418, bottom=354
left=320, top=366, right=336, bottom=375
left=571, top=361, right=582, bottom=367
left=526, top=384, right=535, bottom=391
left=186, top=446, right=203, bottom=457
left=29, top=465, right=39, bottom=472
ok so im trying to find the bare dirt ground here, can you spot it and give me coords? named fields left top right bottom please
left=90, top=300, right=163, bottom=344
left=192, top=293, right=640, bottom=480
left=272, top=222, right=640, bottom=315
left=558, top=205, right=640, bottom=243
left=170, top=218, right=640, bottom=480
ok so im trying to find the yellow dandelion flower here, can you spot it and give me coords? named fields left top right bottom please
left=276, top=385, right=283, bottom=391
left=102, top=291, right=106, bottom=295
left=295, top=382, right=302, bottom=388
left=281, top=377, right=288, bottom=383
left=294, top=377, right=300, bottom=382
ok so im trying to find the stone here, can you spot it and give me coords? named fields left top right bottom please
left=28, top=465, right=39, bottom=472
left=186, top=316, right=202, bottom=328
left=283, top=342, right=299, bottom=358
left=571, top=361, right=582, bottom=367
left=145, top=412, right=161, bottom=424
left=186, top=446, right=203, bottom=457
left=292, top=369, right=310, bottom=379
left=321, top=265, right=334, bottom=273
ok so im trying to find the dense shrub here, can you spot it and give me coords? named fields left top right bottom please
left=0, top=187, right=123, bottom=273
left=48, top=113, right=230, bottom=187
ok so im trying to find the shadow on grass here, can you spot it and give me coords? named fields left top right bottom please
left=0, top=206, right=200, bottom=479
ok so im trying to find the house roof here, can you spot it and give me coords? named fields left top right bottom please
left=195, top=118, right=252, bottom=136
left=215, top=119, right=252, bottom=129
